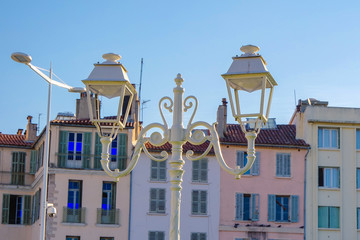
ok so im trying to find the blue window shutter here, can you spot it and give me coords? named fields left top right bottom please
left=58, top=131, right=68, bottom=168
left=30, top=150, right=37, bottom=174
left=251, top=152, right=260, bottom=175
left=268, top=194, right=276, bottom=221
left=318, top=128, right=323, bottom=147
left=318, top=206, right=328, bottom=228
left=117, top=133, right=127, bottom=170
left=236, top=151, right=244, bottom=167
left=276, top=154, right=281, bottom=176
left=329, top=207, right=339, bottom=228
left=333, top=168, right=340, bottom=188
left=357, top=130, right=360, bottom=150
left=357, top=208, right=360, bottom=229
left=2, top=194, right=10, bottom=224
left=251, top=193, right=259, bottom=221
left=290, top=195, right=299, bottom=222
left=82, top=132, right=92, bottom=169
left=94, top=134, right=102, bottom=169
left=235, top=193, right=243, bottom=220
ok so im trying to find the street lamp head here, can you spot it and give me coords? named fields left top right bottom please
left=222, top=45, right=277, bottom=132
left=82, top=53, right=136, bottom=138
left=11, top=52, right=32, bottom=64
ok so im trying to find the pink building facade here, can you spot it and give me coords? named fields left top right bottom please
left=217, top=101, right=309, bottom=240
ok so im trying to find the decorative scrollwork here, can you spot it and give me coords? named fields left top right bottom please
left=159, top=97, right=173, bottom=129
left=184, top=96, right=198, bottom=127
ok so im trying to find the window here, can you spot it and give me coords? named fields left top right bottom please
left=357, top=169, right=360, bottom=189
left=357, top=130, right=360, bottom=150
left=357, top=208, right=360, bottom=229
left=30, top=143, right=44, bottom=174
left=65, top=180, right=83, bottom=223
left=319, top=167, right=340, bottom=188
left=100, top=182, right=117, bottom=224
left=31, top=189, right=41, bottom=223
left=149, top=188, right=165, bottom=213
left=94, top=134, right=127, bottom=170
left=318, top=128, right=339, bottom=149
left=192, top=159, right=208, bottom=183
left=235, top=193, right=259, bottom=221
left=11, top=152, right=26, bottom=185
left=2, top=194, right=31, bottom=224
left=318, top=206, right=340, bottom=228
left=191, top=232, right=206, bottom=240
left=149, top=231, right=165, bottom=240
left=192, top=190, right=207, bottom=215
left=66, top=237, right=80, bottom=240
left=268, top=195, right=299, bottom=222
left=100, top=238, right=114, bottom=240
left=150, top=160, right=166, bottom=181
left=236, top=151, right=260, bottom=175
left=276, top=153, right=291, bottom=177
left=58, top=131, right=92, bottom=169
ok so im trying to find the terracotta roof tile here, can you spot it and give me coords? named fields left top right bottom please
left=51, top=117, right=135, bottom=128
left=145, top=124, right=308, bottom=152
left=0, top=133, right=33, bottom=147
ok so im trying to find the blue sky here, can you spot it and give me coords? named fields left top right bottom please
left=1, top=1, right=360, bottom=134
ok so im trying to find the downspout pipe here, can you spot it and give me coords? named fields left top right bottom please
left=304, top=147, right=310, bottom=240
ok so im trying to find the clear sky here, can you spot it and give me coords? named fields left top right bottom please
left=1, top=1, right=360, bottom=134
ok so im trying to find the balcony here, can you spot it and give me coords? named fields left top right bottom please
left=96, top=208, right=120, bottom=225
left=63, top=207, right=86, bottom=223
left=56, top=153, right=126, bottom=170
left=0, top=171, right=34, bottom=186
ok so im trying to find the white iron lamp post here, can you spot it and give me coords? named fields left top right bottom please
left=82, top=53, right=135, bottom=179
left=84, top=46, right=276, bottom=240
left=11, top=52, right=85, bottom=240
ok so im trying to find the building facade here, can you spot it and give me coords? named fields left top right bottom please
left=290, top=99, right=360, bottom=240
left=217, top=99, right=309, bottom=240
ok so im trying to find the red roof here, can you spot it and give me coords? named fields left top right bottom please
left=221, top=124, right=308, bottom=147
left=0, top=133, right=33, bottom=147
left=145, top=124, right=308, bottom=153
left=51, top=117, right=135, bottom=128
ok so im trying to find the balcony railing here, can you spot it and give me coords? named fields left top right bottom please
left=96, top=208, right=120, bottom=225
left=63, top=207, right=86, bottom=223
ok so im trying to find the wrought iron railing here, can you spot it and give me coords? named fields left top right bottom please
left=96, top=208, right=120, bottom=225
left=0, top=171, right=34, bottom=186
left=56, top=153, right=126, bottom=170
left=62, top=207, right=86, bottom=223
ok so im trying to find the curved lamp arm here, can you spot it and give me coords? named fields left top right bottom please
left=209, top=122, right=258, bottom=179
left=100, top=122, right=170, bottom=181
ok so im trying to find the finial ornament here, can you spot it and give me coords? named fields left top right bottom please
left=175, top=73, right=184, bottom=86
left=240, top=45, right=260, bottom=57
left=102, top=53, right=121, bottom=63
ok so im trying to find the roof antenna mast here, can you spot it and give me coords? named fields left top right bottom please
left=138, top=58, right=144, bottom=121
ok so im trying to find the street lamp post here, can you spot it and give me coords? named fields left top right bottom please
left=83, top=45, right=277, bottom=240
left=11, top=52, right=85, bottom=240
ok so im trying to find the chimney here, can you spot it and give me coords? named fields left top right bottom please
left=17, top=129, right=23, bottom=135
left=25, top=116, right=37, bottom=141
left=76, top=92, right=96, bottom=119
left=216, top=98, right=227, bottom=138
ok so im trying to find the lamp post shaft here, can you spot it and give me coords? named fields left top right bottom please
left=39, top=66, right=52, bottom=240
left=168, top=75, right=186, bottom=240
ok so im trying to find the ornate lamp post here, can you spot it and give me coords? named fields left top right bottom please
left=83, top=45, right=277, bottom=240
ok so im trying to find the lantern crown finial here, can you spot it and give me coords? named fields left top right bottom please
left=175, top=73, right=184, bottom=86
left=240, top=45, right=260, bottom=57
left=102, top=53, right=121, bottom=64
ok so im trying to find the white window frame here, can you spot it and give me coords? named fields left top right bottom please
left=318, top=128, right=339, bottom=149
left=319, top=167, right=340, bottom=188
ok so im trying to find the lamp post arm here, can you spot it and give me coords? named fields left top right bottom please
left=100, top=122, right=170, bottom=181
left=208, top=123, right=258, bottom=179
left=26, top=63, right=73, bottom=90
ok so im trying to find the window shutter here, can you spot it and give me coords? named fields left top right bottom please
left=236, top=151, right=245, bottom=167
left=150, top=160, right=158, bottom=180
left=333, top=168, right=340, bottom=188
left=82, top=132, right=92, bottom=169
left=251, top=194, right=259, bottom=221
left=159, top=161, right=166, bottom=181
left=268, top=194, right=276, bottom=221
left=357, top=208, right=360, bottom=229
left=158, top=189, right=165, bottom=212
left=285, top=154, right=291, bottom=176
left=58, top=131, right=68, bottom=168
left=2, top=194, right=10, bottom=224
left=150, top=189, right=157, bottom=212
left=235, top=193, right=243, bottom=220
left=200, top=191, right=207, bottom=214
left=23, top=195, right=31, bottom=225
left=30, top=150, right=37, bottom=174
left=111, top=183, right=116, bottom=209
left=290, top=195, right=299, bottom=222
left=357, top=169, right=360, bottom=189
left=200, top=159, right=208, bottom=182
left=117, top=134, right=127, bottom=170
left=94, top=135, right=102, bottom=169
left=149, top=232, right=155, bottom=240
left=318, top=128, right=323, bottom=147
left=192, top=191, right=199, bottom=214
left=276, top=154, right=281, bottom=176
left=329, top=207, right=339, bottom=228
left=318, top=206, right=328, bottom=228
left=192, top=161, right=199, bottom=182
left=251, top=152, right=260, bottom=175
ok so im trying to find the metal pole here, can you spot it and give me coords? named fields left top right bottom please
left=39, top=64, right=52, bottom=240
left=168, top=74, right=185, bottom=240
